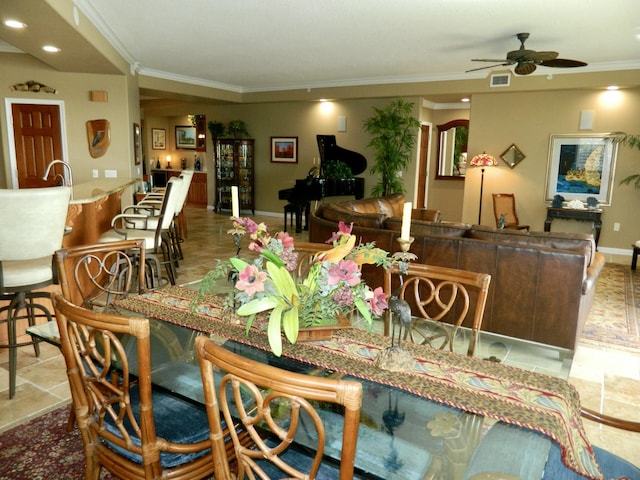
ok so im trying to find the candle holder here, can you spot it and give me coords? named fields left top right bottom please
left=396, top=236, right=414, bottom=253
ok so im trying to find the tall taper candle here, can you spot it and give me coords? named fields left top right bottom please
left=400, top=202, right=412, bottom=241
left=231, top=186, right=240, bottom=218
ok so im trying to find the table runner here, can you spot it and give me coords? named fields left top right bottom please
left=116, top=285, right=603, bottom=480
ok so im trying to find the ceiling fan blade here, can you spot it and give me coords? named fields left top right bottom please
left=524, top=51, right=559, bottom=63
left=466, top=63, right=511, bottom=73
left=471, top=58, right=512, bottom=63
left=514, top=62, right=537, bottom=75
left=541, top=58, right=588, bottom=68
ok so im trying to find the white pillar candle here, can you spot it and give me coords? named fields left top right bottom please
left=401, top=202, right=412, bottom=240
left=231, top=185, right=240, bottom=218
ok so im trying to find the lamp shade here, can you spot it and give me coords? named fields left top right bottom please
left=470, top=153, right=497, bottom=167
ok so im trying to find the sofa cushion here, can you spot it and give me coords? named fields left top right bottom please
left=468, top=225, right=596, bottom=267
left=412, top=208, right=441, bottom=222
left=340, top=193, right=405, bottom=218
left=385, top=217, right=468, bottom=237
left=320, top=203, right=387, bottom=229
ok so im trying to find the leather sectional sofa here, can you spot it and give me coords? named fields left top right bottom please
left=309, top=194, right=605, bottom=351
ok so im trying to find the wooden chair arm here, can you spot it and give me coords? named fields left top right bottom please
left=581, top=407, right=640, bottom=432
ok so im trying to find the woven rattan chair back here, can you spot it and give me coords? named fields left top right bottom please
left=52, top=293, right=215, bottom=480
left=55, top=239, right=153, bottom=310
left=383, top=263, right=491, bottom=356
left=196, top=336, right=362, bottom=480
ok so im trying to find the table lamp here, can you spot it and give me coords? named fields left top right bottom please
left=469, top=152, right=497, bottom=224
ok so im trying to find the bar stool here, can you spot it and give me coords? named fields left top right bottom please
left=0, top=186, right=71, bottom=398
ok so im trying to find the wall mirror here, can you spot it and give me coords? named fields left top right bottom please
left=500, top=144, right=525, bottom=168
left=436, top=119, right=469, bottom=179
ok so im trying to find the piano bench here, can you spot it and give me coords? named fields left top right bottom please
left=284, top=202, right=310, bottom=234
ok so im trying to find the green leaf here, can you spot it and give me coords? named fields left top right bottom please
left=354, top=297, right=372, bottom=323
left=236, top=296, right=281, bottom=316
left=267, top=306, right=283, bottom=356
left=261, top=248, right=285, bottom=268
left=229, top=257, right=250, bottom=272
left=281, top=306, right=299, bottom=344
left=267, top=262, right=298, bottom=303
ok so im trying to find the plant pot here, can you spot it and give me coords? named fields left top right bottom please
left=297, top=313, right=352, bottom=342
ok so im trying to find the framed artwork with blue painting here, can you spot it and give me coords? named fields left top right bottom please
left=545, top=134, right=618, bottom=205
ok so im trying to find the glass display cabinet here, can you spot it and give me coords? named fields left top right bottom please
left=215, top=138, right=255, bottom=214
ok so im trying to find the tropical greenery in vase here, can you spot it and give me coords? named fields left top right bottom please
left=199, top=218, right=396, bottom=356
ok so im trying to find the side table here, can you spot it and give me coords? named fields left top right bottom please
left=544, top=207, right=602, bottom=246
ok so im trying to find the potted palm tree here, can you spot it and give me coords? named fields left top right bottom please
left=363, top=99, right=420, bottom=197
left=614, top=132, right=640, bottom=188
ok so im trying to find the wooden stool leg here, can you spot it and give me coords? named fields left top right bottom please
left=632, top=246, right=639, bottom=270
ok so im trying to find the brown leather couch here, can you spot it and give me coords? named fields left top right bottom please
left=309, top=194, right=605, bottom=351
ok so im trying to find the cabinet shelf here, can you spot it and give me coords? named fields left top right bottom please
left=215, top=138, right=254, bottom=214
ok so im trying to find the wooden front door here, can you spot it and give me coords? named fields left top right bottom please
left=11, top=103, right=64, bottom=188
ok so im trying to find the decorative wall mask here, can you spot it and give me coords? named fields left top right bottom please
left=86, top=119, right=111, bottom=158
left=10, top=80, right=58, bottom=94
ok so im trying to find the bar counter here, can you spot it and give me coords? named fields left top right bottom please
left=64, top=179, right=139, bottom=247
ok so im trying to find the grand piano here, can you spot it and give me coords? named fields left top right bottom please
left=278, top=135, right=366, bottom=233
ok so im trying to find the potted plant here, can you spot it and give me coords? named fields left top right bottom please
left=207, top=120, right=225, bottom=140
left=363, top=99, right=421, bottom=197
left=614, top=132, right=640, bottom=188
left=226, top=120, right=250, bottom=138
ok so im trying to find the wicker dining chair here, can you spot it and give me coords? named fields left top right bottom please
left=54, top=239, right=160, bottom=310
left=291, top=241, right=331, bottom=279
left=383, top=263, right=491, bottom=357
left=51, top=292, right=229, bottom=480
left=196, top=336, right=363, bottom=480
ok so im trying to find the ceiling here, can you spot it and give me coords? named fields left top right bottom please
left=1, top=0, right=639, bottom=104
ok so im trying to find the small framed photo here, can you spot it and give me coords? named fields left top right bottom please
left=152, top=128, right=166, bottom=149
left=175, top=125, right=196, bottom=149
left=545, top=134, right=618, bottom=205
left=271, top=137, right=298, bottom=163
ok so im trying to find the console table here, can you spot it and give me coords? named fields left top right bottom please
left=544, top=207, right=602, bottom=246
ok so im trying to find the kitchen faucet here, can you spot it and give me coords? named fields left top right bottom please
left=43, top=159, right=74, bottom=199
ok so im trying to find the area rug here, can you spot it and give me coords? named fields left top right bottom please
left=0, top=405, right=115, bottom=480
left=580, top=262, right=640, bottom=352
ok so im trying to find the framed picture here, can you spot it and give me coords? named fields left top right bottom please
left=175, top=125, right=196, bottom=149
left=271, top=136, right=298, bottom=163
left=545, top=134, right=618, bottom=205
left=133, top=123, right=141, bottom=165
left=152, top=128, right=166, bottom=149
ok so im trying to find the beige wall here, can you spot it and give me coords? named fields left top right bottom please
left=0, top=52, right=140, bottom=189
left=142, top=97, right=422, bottom=212
left=463, top=87, right=640, bottom=252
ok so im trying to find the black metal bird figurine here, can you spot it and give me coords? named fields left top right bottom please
left=388, top=294, right=411, bottom=347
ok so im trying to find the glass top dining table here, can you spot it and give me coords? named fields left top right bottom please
left=31, top=282, right=609, bottom=480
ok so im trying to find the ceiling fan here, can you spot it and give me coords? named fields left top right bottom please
left=467, top=33, right=588, bottom=75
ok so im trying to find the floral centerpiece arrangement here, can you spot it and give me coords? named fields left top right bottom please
left=199, top=217, right=398, bottom=356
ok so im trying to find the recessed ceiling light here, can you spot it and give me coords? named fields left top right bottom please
left=42, top=45, right=61, bottom=53
left=4, top=20, right=27, bottom=29
left=461, top=98, right=470, bottom=103
left=606, top=85, right=619, bottom=90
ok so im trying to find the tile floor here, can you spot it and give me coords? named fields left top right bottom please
left=1, top=206, right=639, bottom=468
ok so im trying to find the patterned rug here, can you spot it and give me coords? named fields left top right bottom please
left=0, top=406, right=113, bottom=480
left=580, top=263, right=640, bottom=352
